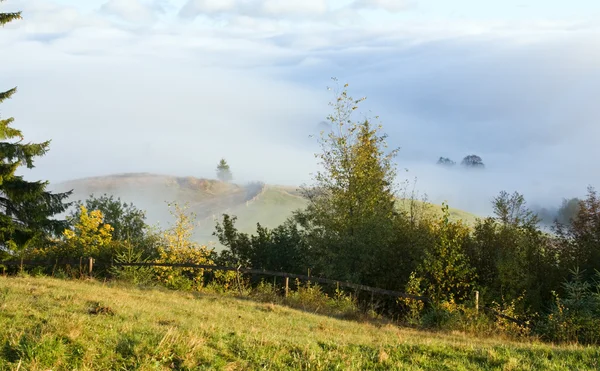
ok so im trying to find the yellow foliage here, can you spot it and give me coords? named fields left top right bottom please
left=153, top=202, right=214, bottom=290
left=61, top=205, right=114, bottom=257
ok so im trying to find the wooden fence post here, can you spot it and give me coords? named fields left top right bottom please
left=285, top=276, right=289, bottom=297
left=89, top=257, right=94, bottom=278
left=475, top=291, right=479, bottom=314
left=236, top=265, right=243, bottom=295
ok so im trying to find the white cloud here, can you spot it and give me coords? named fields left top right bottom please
left=178, top=0, right=237, bottom=17
left=260, top=0, right=328, bottom=17
left=352, top=0, right=415, bottom=13
left=100, top=0, right=164, bottom=24
left=179, top=0, right=328, bottom=19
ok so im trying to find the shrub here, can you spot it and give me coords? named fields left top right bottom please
left=152, top=203, right=214, bottom=291
left=540, top=269, right=600, bottom=344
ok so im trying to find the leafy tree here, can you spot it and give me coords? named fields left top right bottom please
left=216, top=158, right=233, bottom=182
left=409, top=204, right=476, bottom=304
left=71, top=194, right=147, bottom=242
left=294, top=79, right=399, bottom=284
left=461, top=154, right=485, bottom=168
left=493, top=191, right=539, bottom=228
left=555, top=187, right=600, bottom=282
left=466, top=191, right=557, bottom=313
left=437, top=157, right=455, bottom=167
left=0, top=6, right=71, bottom=256
left=556, top=197, right=581, bottom=226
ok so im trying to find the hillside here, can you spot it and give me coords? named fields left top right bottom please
left=1, top=276, right=598, bottom=370
left=53, top=173, right=481, bottom=247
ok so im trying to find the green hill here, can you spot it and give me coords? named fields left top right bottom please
left=1, top=276, right=597, bottom=370
left=53, top=173, right=481, bottom=247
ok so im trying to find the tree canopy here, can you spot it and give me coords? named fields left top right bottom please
left=437, top=157, right=456, bottom=167
left=461, top=154, right=485, bottom=168
left=216, top=158, right=232, bottom=182
left=294, top=79, right=400, bottom=283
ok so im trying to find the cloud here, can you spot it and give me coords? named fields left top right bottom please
left=260, top=0, right=328, bottom=17
left=178, top=0, right=328, bottom=20
left=178, top=0, right=237, bottom=17
left=100, top=0, right=165, bottom=24
left=351, top=0, right=415, bottom=13
left=5, top=0, right=600, bottom=217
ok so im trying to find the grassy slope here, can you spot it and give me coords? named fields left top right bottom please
left=2, top=276, right=598, bottom=370
left=56, top=173, right=481, bottom=235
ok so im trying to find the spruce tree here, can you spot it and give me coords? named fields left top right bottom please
left=216, top=158, right=232, bottom=182
left=1, top=4, right=72, bottom=254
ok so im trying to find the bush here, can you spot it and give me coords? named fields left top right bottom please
left=152, top=203, right=214, bottom=291
left=109, top=242, right=155, bottom=286
left=540, top=269, right=600, bottom=344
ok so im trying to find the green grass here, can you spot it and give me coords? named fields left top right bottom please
left=1, top=276, right=599, bottom=370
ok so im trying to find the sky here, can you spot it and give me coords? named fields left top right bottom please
left=2, top=0, right=600, bottom=216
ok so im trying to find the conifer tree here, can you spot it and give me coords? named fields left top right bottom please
left=216, top=158, right=232, bottom=182
left=0, top=4, right=72, bottom=254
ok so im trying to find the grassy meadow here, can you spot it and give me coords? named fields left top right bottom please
left=1, top=276, right=599, bottom=370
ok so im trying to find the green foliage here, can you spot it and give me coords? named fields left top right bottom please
left=110, top=241, right=154, bottom=286
left=493, top=191, right=540, bottom=228
left=555, top=187, right=600, bottom=282
left=71, top=194, right=147, bottom=242
left=216, top=158, right=232, bottom=182
left=541, top=269, right=600, bottom=344
left=214, top=214, right=310, bottom=273
left=410, top=203, right=476, bottom=304
left=466, top=191, right=558, bottom=313
left=294, top=79, right=400, bottom=284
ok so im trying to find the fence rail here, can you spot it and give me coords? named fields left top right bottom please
left=2, top=258, right=526, bottom=326
left=117, top=262, right=431, bottom=302
left=2, top=258, right=429, bottom=301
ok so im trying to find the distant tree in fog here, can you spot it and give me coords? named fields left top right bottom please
left=216, top=158, right=233, bottom=182
left=437, top=157, right=456, bottom=167
left=461, top=154, right=485, bottom=168
left=492, top=191, right=539, bottom=227
left=556, top=197, right=581, bottom=226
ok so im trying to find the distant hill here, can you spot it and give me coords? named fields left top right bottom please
left=53, top=173, right=480, bottom=248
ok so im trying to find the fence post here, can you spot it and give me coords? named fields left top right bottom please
left=285, top=276, right=289, bottom=297
left=475, top=291, right=479, bottom=314
left=236, top=265, right=243, bottom=295
left=89, top=257, right=94, bottom=278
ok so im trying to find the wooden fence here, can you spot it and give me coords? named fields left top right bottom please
left=2, top=258, right=526, bottom=326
